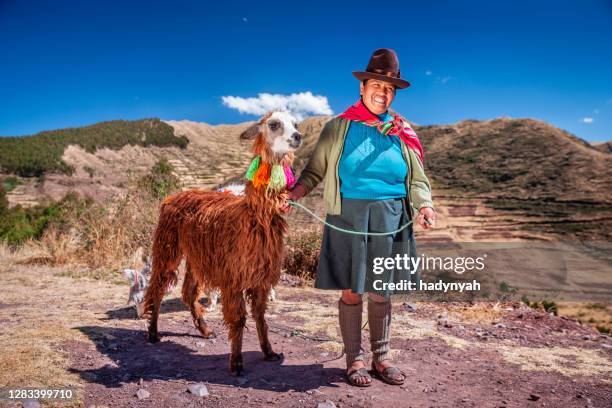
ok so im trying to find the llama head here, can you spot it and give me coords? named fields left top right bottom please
left=123, top=268, right=150, bottom=306
left=239, top=110, right=302, bottom=164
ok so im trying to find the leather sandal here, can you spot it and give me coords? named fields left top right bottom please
left=346, top=367, right=372, bottom=387
left=371, top=361, right=406, bottom=385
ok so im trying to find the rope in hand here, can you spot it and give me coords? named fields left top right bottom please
left=287, top=199, right=414, bottom=236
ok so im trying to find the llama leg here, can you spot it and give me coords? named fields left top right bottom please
left=144, top=275, right=173, bottom=343
left=248, top=287, right=283, bottom=361
left=143, top=258, right=180, bottom=343
left=221, top=290, right=248, bottom=376
left=181, top=266, right=216, bottom=339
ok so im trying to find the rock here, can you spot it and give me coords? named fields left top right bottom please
left=188, top=382, right=209, bottom=397
left=138, top=378, right=144, bottom=386
left=22, top=400, right=40, bottom=408
left=437, top=318, right=452, bottom=328
left=237, top=377, right=249, bottom=386
left=195, top=341, right=206, bottom=348
left=136, top=389, right=150, bottom=400
left=528, top=394, right=540, bottom=401
left=403, top=302, right=418, bottom=312
left=317, top=400, right=336, bottom=408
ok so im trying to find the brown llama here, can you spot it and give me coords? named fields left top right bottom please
left=142, top=110, right=302, bottom=376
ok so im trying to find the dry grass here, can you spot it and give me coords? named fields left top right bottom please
left=0, top=261, right=135, bottom=406
left=557, top=301, right=612, bottom=334
left=11, top=181, right=162, bottom=278
left=444, top=302, right=509, bottom=325
left=393, top=311, right=472, bottom=349
left=0, top=325, right=82, bottom=388
left=497, top=344, right=612, bottom=380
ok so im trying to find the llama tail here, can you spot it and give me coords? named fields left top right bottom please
left=142, top=202, right=182, bottom=319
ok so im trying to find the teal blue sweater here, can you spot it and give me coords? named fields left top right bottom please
left=338, top=111, right=408, bottom=199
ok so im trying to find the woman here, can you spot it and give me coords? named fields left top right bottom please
left=288, top=48, right=435, bottom=387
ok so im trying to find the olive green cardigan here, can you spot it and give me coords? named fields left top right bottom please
left=296, top=117, right=434, bottom=217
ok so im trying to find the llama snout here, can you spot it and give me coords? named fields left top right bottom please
left=289, top=132, right=302, bottom=149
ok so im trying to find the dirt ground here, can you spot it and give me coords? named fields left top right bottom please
left=0, top=261, right=611, bottom=408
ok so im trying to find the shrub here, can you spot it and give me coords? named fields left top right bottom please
left=596, top=326, right=610, bottom=335
left=521, top=296, right=558, bottom=315
left=137, top=158, right=181, bottom=200
left=283, top=231, right=321, bottom=280
left=2, top=176, right=20, bottom=192
left=0, top=188, right=91, bottom=245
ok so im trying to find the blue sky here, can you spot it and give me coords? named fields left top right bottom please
left=1, top=0, right=611, bottom=142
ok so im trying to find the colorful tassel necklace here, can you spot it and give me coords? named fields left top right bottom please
left=245, top=155, right=296, bottom=191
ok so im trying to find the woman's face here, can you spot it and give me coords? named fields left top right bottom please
left=360, top=79, right=396, bottom=115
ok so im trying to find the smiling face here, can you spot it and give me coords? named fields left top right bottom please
left=360, top=79, right=396, bottom=115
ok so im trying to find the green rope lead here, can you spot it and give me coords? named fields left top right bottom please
left=287, top=199, right=413, bottom=237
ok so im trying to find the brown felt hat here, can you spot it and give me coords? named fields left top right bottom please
left=352, top=48, right=410, bottom=89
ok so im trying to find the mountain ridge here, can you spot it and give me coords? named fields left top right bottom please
left=2, top=116, right=610, bottom=240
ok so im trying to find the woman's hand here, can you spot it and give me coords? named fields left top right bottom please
left=280, top=183, right=307, bottom=214
left=416, top=207, right=436, bottom=229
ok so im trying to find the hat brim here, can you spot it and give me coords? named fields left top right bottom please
left=352, top=71, right=410, bottom=89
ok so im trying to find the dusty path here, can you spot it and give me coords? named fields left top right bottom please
left=0, top=261, right=610, bottom=407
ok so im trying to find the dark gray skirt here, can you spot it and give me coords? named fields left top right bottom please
left=314, top=197, right=420, bottom=298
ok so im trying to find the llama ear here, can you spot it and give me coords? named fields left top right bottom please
left=123, top=269, right=136, bottom=284
left=239, top=123, right=260, bottom=140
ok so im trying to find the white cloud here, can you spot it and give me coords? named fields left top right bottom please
left=594, top=109, right=600, bottom=114
left=582, top=117, right=594, bottom=124
left=425, top=70, right=432, bottom=76
left=221, top=91, right=333, bottom=121
left=242, top=17, right=247, bottom=22
left=439, top=76, right=452, bottom=84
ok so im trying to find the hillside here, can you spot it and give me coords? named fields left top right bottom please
left=593, top=141, right=612, bottom=154
left=2, top=116, right=611, bottom=240
left=1, top=117, right=324, bottom=207
left=291, top=116, right=612, bottom=241
left=416, top=118, right=612, bottom=240
left=0, top=118, right=188, bottom=177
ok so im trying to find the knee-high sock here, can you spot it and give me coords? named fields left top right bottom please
left=368, top=298, right=392, bottom=363
left=338, top=299, right=364, bottom=366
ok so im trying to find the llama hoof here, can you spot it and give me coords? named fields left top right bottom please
left=264, top=352, right=284, bottom=362
left=203, top=331, right=216, bottom=339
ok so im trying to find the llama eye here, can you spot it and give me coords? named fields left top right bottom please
left=268, top=121, right=280, bottom=131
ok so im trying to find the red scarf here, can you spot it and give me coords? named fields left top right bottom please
left=338, top=100, right=424, bottom=162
